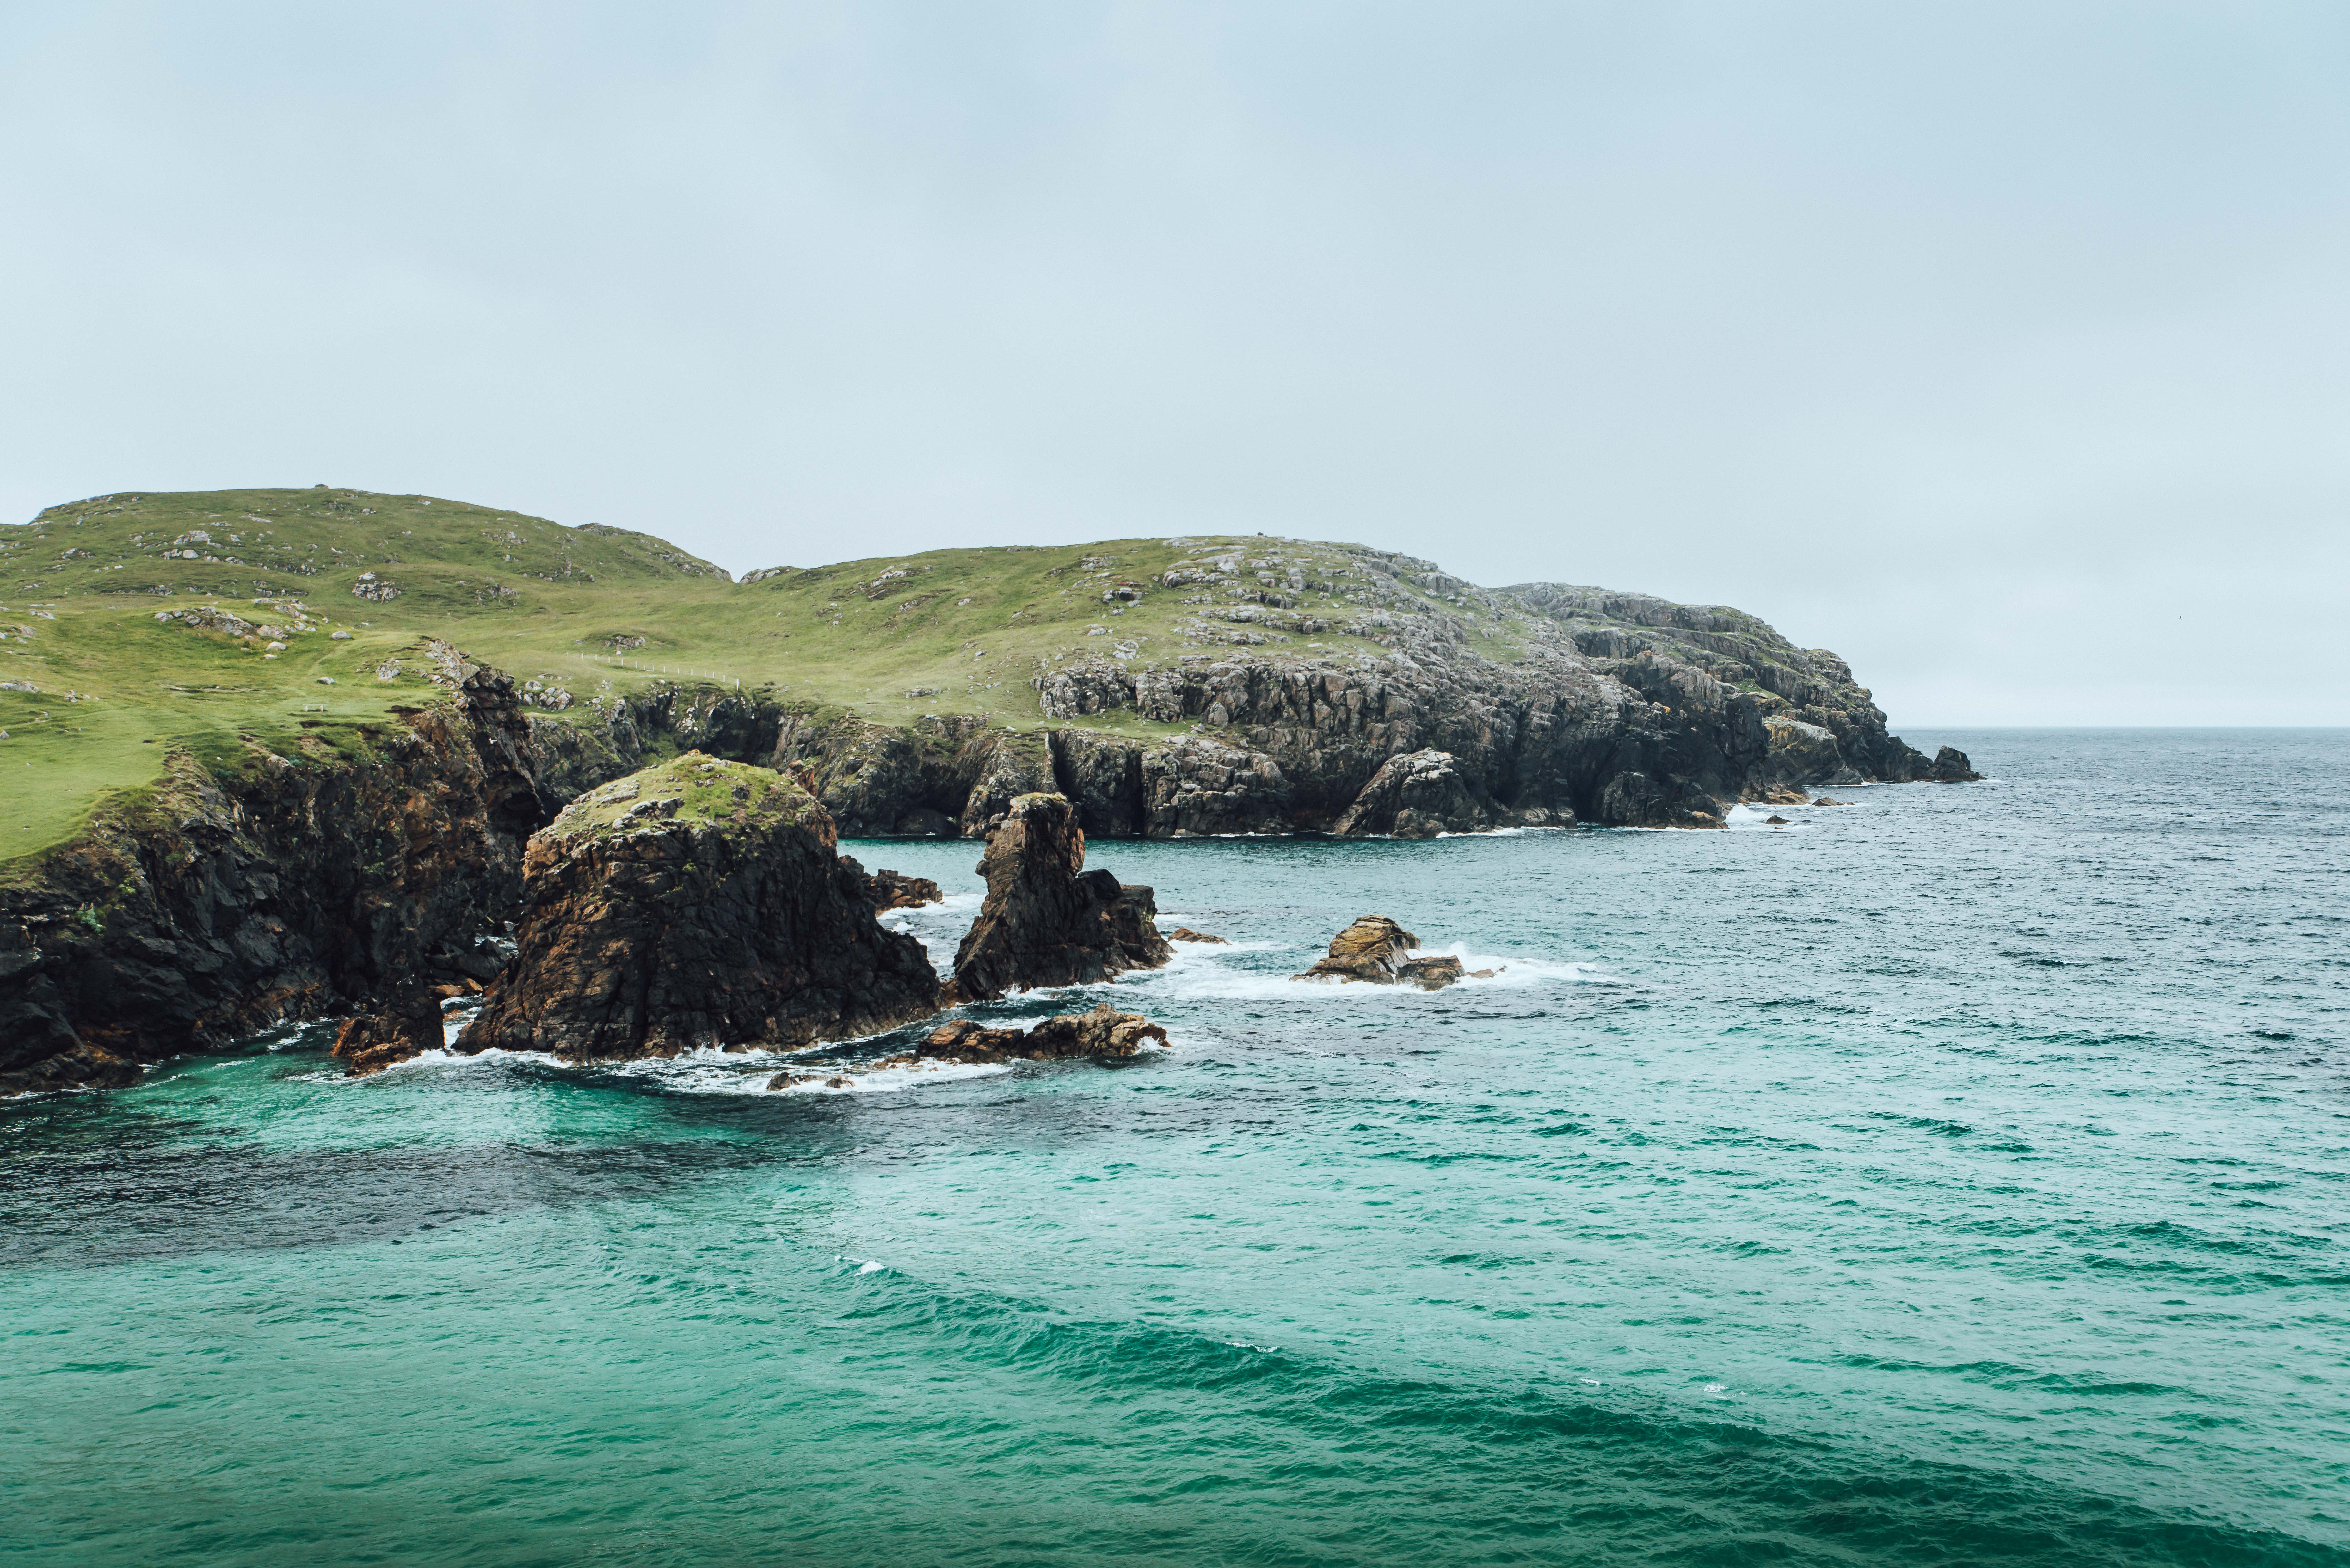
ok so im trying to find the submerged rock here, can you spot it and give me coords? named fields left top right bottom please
left=913, top=1003, right=1169, bottom=1064
left=1396, top=954, right=1466, bottom=989
left=457, top=753, right=939, bottom=1062
left=942, top=792, right=1171, bottom=1003
left=1168, top=927, right=1229, bottom=944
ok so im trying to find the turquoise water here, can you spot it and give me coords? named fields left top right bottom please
left=5, top=729, right=2346, bottom=1566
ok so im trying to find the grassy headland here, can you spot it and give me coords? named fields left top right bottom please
left=1, top=486, right=1529, bottom=860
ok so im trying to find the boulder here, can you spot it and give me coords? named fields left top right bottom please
left=913, top=1003, right=1169, bottom=1064
left=332, top=989, right=445, bottom=1077
left=943, top=793, right=1172, bottom=1003
left=1931, top=745, right=1983, bottom=782
left=456, top=754, right=939, bottom=1062
left=1332, top=748, right=1495, bottom=838
left=1168, top=927, right=1229, bottom=944
left=1295, top=915, right=1418, bottom=984
left=840, top=855, right=942, bottom=912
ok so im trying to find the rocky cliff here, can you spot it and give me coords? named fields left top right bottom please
left=0, top=658, right=544, bottom=1094
left=515, top=544, right=1955, bottom=841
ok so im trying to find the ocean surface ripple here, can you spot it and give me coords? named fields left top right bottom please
left=4, top=729, right=2345, bottom=1566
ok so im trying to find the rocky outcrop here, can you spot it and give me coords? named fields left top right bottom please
left=1932, top=745, right=1982, bottom=782
left=1294, top=915, right=1466, bottom=990
left=904, top=1003, right=1169, bottom=1065
left=453, top=755, right=939, bottom=1063
left=0, top=660, right=546, bottom=1095
left=1168, top=928, right=1228, bottom=944
left=1332, top=749, right=1496, bottom=838
left=333, top=990, right=446, bottom=1077
left=840, top=857, right=942, bottom=912
left=943, top=793, right=1172, bottom=1003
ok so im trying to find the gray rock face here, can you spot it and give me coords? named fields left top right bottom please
left=525, top=548, right=1949, bottom=839
left=1332, top=749, right=1495, bottom=838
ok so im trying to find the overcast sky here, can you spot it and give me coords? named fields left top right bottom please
left=5, top=2, right=2346, bottom=725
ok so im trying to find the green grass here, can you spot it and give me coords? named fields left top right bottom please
left=550, top=754, right=824, bottom=843
left=1, top=487, right=1548, bottom=860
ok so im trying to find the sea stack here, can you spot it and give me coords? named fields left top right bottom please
left=450, top=753, right=939, bottom=1063
left=943, top=791, right=1172, bottom=1002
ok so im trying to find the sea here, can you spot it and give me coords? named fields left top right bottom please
left=3, top=729, right=2345, bottom=1567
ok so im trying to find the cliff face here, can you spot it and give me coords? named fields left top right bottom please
left=520, top=554, right=1938, bottom=841
left=0, top=661, right=544, bottom=1094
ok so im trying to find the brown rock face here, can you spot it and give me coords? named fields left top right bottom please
left=943, top=793, right=1171, bottom=1003
left=457, top=756, right=939, bottom=1062
left=914, top=1003, right=1168, bottom=1064
left=1295, top=914, right=1465, bottom=990
left=1168, top=928, right=1228, bottom=944
left=333, top=990, right=446, bottom=1077
left=840, top=856, right=942, bottom=912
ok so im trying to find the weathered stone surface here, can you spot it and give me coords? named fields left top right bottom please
left=456, top=755, right=939, bottom=1062
left=1332, top=748, right=1495, bottom=838
left=333, top=989, right=445, bottom=1077
left=1396, top=955, right=1466, bottom=989
left=1168, top=928, right=1228, bottom=944
left=1295, top=915, right=1419, bottom=984
left=912, top=1003, right=1168, bottom=1064
left=943, top=793, right=1172, bottom=1003
left=840, top=856, right=942, bottom=912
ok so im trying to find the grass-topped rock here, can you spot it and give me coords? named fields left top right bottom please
left=446, top=753, right=938, bottom=1065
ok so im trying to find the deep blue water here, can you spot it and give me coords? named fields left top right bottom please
left=3, top=729, right=2345, bottom=1566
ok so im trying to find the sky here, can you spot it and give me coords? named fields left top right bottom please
left=4, top=2, right=2346, bottom=726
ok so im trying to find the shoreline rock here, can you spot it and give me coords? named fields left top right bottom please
left=453, top=754, right=939, bottom=1063
left=841, top=856, right=942, bottom=913
left=1293, top=915, right=1469, bottom=990
left=942, top=793, right=1172, bottom=1003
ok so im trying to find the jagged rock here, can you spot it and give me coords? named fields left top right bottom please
left=1765, top=814, right=1790, bottom=826
left=1813, top=796, right=1847, bottom=807
left=1295, top=915, right=1418, bottom=983
left=1755, top=782, right=1811, bottom=805
left=1398, top=955, right=1465, bottom=988
left=1932, top=746, right=1982, bottom=782
left=1332, top=748, right=1495, bottom=838
left=1142, top=735, right=1292, bottom=836
left=456, top=754, right=938, bottom=1061
left=1168, top=928, right=1228, bottom=944
left=914, top=1003, right=1169, bottom=1064
left=943, top=792, right=1171, bottom=1003
left=839, top=856, right=942, bottom=912
left=333, top=990, right=445, bottom=1077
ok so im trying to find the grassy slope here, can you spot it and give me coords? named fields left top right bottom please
left=1, top=487, right=1520, bottom=861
